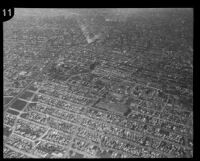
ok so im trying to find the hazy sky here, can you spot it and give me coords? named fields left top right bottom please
left=14, top=8, right=193, bottom=18
left=15, top=8, right=79, bottom=18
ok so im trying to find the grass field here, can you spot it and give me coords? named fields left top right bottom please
left=10, top=99, right=28, bottom=111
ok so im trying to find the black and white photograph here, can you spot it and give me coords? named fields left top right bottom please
left=3, top=8, right=193, bottom=158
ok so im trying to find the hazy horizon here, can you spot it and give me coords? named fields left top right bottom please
left=14, top=8, right=193, bottom=18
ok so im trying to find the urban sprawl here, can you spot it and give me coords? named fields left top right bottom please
left=3, top=9, right=193, bottom=158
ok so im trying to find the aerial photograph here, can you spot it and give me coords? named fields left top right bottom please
left=3, top=8, right=193, bottom=158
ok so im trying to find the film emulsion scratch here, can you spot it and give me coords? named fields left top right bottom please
left=3, top=8, right=193, bottom=158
